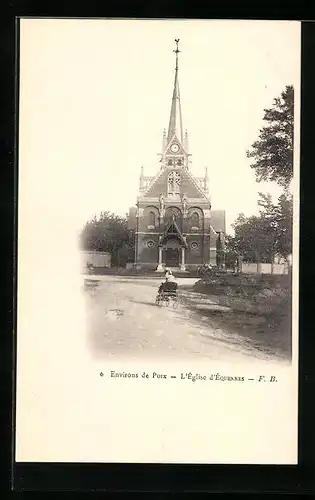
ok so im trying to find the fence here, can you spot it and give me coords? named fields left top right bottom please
left=81, top=251, right=111, bottom=270
left=241, top=262, right=289, bottom=275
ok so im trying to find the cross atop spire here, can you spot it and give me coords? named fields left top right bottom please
left=167, top=38, right=183, bottom=145
left=173, top=38, right=180, bottom=70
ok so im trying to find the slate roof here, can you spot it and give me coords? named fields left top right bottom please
left=142, top=166, right=209, bottom=201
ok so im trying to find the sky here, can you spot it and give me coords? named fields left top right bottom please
left=19, top=19, right=300, bottom=234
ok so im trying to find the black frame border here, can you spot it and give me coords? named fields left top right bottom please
left=3, top=6, right=315, bottom=494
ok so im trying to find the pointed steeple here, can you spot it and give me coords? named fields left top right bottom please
left=167, top=39, right=183, bottom=145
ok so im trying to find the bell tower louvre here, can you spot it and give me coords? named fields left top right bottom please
left=128, top=39, right=226, bottom=271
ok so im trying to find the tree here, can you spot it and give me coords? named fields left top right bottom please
left=224, top=234, right=241, bottom=268
left=246, top=85, right=294, bottom=188
left=273, top=192, right=293, bottom=261
left=258, top=191, right=293, bottom=262
left=231, top=214, right=275, bottom=264
left=226, top=192, right=293, bottom=265
left=80, top=211, right=134, bottom=267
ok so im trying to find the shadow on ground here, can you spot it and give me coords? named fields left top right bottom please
left=130, top=299, right=158, bottom=307
left=179, top=290, right=292, bottom=362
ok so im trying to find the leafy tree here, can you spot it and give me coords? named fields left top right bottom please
left=246, top=85, right=294, bottom=188
left=226, top=192, right=293, bottom=265
left=80, top=211, right=134, bottom=267
left=273, top=193, right=293, bottom=261
left=231, top=214, right=275, bottom=263
left=257, top=191, right=293, bottom=262
left=224, top=234, right=241, bottom=268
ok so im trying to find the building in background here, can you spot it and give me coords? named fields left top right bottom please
left=128, top=40, right=225, bottom=270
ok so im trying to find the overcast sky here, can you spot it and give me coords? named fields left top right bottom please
left=19, top=19, right=300, bottom=234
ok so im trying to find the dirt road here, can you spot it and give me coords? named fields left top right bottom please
left=84, top=276, right=290, bottom=364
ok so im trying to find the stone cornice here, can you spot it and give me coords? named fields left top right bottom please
left=137, top=197, right=211, bottom=207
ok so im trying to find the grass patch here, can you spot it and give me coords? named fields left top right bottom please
left=190, top=273, right=292, bottom=360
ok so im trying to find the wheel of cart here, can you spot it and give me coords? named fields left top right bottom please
left=155, top=294, right=162, bottom=306
left=155, top=282, right=178, bottom=308
left=165, top=291, right=179, bottom=308
left=172, top=295, right=179, bottom=308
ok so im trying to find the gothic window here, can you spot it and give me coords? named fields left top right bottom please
left=148, top=211, right=155, bottom=229
left=168, top=171, right=181, bottom=196
left=191, top=211, right=200, bottom=230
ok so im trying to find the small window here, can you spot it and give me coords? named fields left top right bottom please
left=191, top=212, right=200, bottom=230
left=148, top=211, right=155, bottom=229
left=168, top=159, right=173, bottom=166
left=191, top=241, right=199, bottom=250
left=177, top=159, right=182, bottom=166
left=147, top=240, right=155, bottom=248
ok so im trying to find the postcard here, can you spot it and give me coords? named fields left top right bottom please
left=15, top=18, right=300, bottom=464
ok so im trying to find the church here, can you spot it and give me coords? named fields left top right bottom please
left=128, top=40, right=225, bottom=271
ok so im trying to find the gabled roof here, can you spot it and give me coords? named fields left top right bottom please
left=140, top=166, right=210, bottom=203
left=164, top=133, right=187, bottom=156
left=160, top=217, right=188, bottom=247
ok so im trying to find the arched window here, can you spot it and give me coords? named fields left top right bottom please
left=166, top=207, right=178, bottom=221
left=168, top=171, right=181, bottom=196
left=191, top=212, right=200, bottom=230
left=148, top=211, right=155, bottom=228
left=165, top=207, right=182, bottom=231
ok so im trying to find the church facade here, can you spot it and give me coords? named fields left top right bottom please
left=128, top=40, right=225, bottom=271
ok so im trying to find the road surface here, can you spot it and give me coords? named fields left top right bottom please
left=84, top=276, right=290, bottom=364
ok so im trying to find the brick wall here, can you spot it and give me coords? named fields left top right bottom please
left=136, top=234, right=159, bottom=265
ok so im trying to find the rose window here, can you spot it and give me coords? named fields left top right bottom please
left=191, top=241, right=199, bottom=250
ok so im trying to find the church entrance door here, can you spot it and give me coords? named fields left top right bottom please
left=163, top=236, right=181, bottom=268
left=165, top=248, right=179, bottom=267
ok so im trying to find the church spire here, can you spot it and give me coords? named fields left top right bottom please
left=167, top=39, right=183, bottom=145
